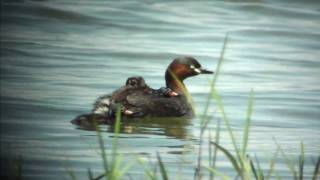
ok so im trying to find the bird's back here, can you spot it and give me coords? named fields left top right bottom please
left=126, top=90, right=193, bottom=117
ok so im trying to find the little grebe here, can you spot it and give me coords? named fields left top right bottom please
left=71, top=56, right=213, bottom=125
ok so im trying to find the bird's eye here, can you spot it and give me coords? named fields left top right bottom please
left=190, top=65, right=195, bottom=69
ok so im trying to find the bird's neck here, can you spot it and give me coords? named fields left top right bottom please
left=165, top=70, right=187, bottom=94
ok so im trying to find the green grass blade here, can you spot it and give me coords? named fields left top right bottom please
left=110, top=107, right=122, bottom=180
left=213, top=33, right=228, bottom=86
left=273, top=138, right=297, bottom=180
left=211, top=119, right=221, bottom=180
left=137, top=158, right=157, bottom=180
left=157, top=152, right=168, bottom=180
left=211, top=89, right=241, bottom=165
left=196, top=112, right=216, bottom=180
left=312, top=156, right=320, bottom=180
left=114, top=106, right=121, bottom=135
left=153, top=159, right=159, bottom=180
left=66, top=168, right=77, bottom=180
left=204, top=166, right=231, bottom=180
left=118, top=160, right=134, bottom=179
left=266, top=147, right=280, bottom=180
left=210, top=141, right=241, bottom=175
left=247, top=155, right=263, bottom=180
left=255, top=155, right=264, bottom=180
left=111, top=105, right=122, bottom=157
left=95, top=125, right=109, bottom=180
left=242, top=89, right=254, bottom=157
left=92, top=173, right=105, bottom=180
left=299, top=142, right=304, bottom=180
left=239, top=155, right=252, bottom=180
left=209, top=131, right=213, bottom=180
left=249, top=156, right=259, bottom=180
left=113, top=154, right=123, bottom=179
left=87, top=168, right=94, bottom=180
left=196, top=36, right=229, bottom=180
left=195, top=135, right=204, bottom=180
left=200, top=32, right=228, bottom=138
left=200, top=33, right=228, bottom=126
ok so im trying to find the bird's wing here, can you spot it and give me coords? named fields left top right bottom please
left=126, top=92, right=191, bottom=117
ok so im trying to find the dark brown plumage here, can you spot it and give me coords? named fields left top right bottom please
left=71, top=56, right=213, bottom=126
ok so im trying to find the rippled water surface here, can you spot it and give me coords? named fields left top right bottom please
left=1, top=0, right=320, bottom=179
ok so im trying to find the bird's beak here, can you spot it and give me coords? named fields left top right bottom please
left=200, top=68, right=214, bottom=74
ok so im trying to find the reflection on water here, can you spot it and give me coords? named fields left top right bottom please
left=73, top=117, right=192, bottom=140
left=112, top=118, right=192, bottom=140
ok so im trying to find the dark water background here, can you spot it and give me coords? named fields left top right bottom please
left=1, top=0, right=320, bottom=179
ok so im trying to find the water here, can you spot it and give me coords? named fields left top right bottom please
left=1, top=0, right=320, bottom=179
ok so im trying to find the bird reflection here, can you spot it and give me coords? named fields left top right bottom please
left=72, top=116, right=191, bottom=140
left=111, top=117, right=191, bottom=139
